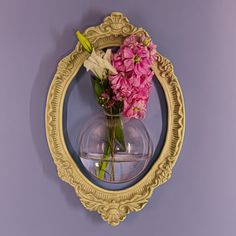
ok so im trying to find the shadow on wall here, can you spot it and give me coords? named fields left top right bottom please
left=29, top=11, right=111, bottom=224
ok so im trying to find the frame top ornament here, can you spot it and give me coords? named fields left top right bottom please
left=45, top=12, right=185, bottom=226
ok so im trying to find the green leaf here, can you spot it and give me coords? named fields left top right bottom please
left=115, top=117, right=126, bottom=152
left=76, top=31, right=93, bottom=53
left=112, top=100, right=124, bottom=115
left=91, top=78, right=103, bottom=99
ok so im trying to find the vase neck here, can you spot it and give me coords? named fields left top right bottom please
left=104, top=111, right=121, bottom=119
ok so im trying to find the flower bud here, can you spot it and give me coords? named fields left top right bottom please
left=76, top=31, right=93, bottom=53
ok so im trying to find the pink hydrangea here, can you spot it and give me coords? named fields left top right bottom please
left=109, top=33, right=157, bottom=119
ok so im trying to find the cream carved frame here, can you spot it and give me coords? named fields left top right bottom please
left=45, top=12, right=185, bottom=226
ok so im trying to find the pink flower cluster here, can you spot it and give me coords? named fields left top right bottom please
left=99, top=90, right=115, bottom=109
left=109, top=33, right=157, bottom=119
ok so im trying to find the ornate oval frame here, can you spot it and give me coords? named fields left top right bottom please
left=45, top=12, right=185, bottom=226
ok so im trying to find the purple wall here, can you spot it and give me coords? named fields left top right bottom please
left=1, top=0, right=236, bottom=235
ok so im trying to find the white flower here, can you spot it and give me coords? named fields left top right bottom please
left=83, top=49, right=117, bottom=79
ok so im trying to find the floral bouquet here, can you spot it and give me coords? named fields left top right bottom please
left=76, top=31, right=157, bottom=182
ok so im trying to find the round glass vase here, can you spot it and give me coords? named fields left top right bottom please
left=78, top=113, right=153, bottom=183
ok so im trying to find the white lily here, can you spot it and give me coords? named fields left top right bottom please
left=83, top=49, right=117, bottom=79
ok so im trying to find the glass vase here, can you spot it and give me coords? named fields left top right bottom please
left=78, top=113, right=153, bottom=183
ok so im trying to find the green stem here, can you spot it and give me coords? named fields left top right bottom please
left=97, top=142, right=111, bottom=180
left=110, top=116, right=116, bottom=181
left=97, top=114, right=125, bottom=181
left=97, top=115, right=113, bottom=180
